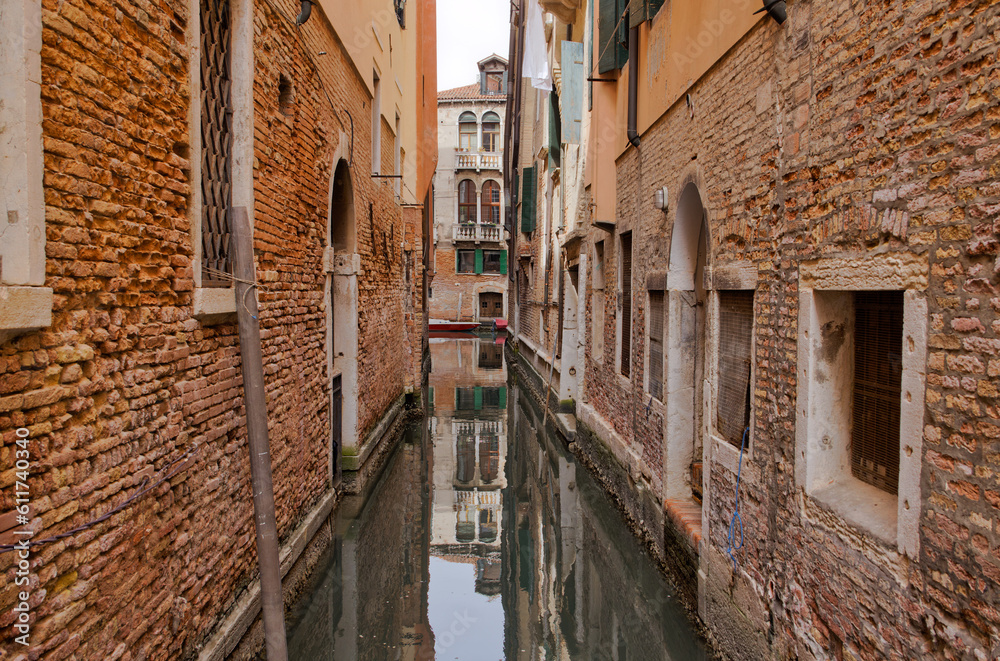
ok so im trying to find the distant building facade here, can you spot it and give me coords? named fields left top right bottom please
left=431, top=56, right=509, bottom=325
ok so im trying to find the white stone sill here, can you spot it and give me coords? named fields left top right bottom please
left=193, top=286, right=237, bottom=324
left=0, top=286, right=53, bottom=345
left=810, top=478, right=898, bottom=547
left=712, top=433, right=752, bottom=475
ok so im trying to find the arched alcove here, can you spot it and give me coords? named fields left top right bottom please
left=664, top=182, right=709, bottom=500
left=330, top=159, right=356, bottom=253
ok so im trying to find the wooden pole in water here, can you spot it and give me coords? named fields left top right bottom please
left=231, top=207, right=289, bottom=661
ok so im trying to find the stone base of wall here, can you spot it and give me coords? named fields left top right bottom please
left=341, top=394, right=408, bottom=494
left=197, top=489, right=340, bottom=661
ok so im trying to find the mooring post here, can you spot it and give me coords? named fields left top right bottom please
left=230, top=207, right=289, bottom=661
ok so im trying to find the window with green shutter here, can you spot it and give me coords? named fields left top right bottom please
left=630, top=0, right=665, bottom=27
left=520, top=166, right=536, bottom=233
left=499, top=250, right=508, bottom=275
left=475, top=249, right=484, bottom=274
left=598, top=0, right=628, bottom=73
left=549, top=91, right=561, bottom=166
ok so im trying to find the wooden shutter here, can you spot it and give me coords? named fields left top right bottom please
left=717, top=290, right=754, bottom=446
left=500, top=250, right=508, bottom=275
left=561, top=41, right=584, bottom=144
left=598, top=0, right=627, bottom=73
left=475, top=249, right=484, bottom=274
left=548, top=91, right=561, bottom=166
left=852, top=291, right=903, bottom=494
left=520, top=166, right=536, bottom=233
left=630, top=0, right=665, bottom=27
left=620, top=233, right=632, bottom=378
left=200, top=0, right=233, bottom=286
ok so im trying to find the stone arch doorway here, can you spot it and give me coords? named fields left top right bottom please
left=328, top=158, right=360, bottom=485
left=664, top=182, right=709, bottom=500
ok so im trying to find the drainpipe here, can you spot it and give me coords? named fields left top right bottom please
left=627, top=24, right=640, bottom=149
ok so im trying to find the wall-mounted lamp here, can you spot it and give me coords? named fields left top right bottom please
left=295, top=0, right=313, bottom=26
left=755, top=0, right=787, bottom=24
left=654, top=186, right=669, bottom=211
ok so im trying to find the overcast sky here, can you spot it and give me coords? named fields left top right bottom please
left=437, top=0, right=512, bottom=91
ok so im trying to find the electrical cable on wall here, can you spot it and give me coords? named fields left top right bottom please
left=0, top=445, right=200, bottom=553
left=725, top=426, right=749, bottom=572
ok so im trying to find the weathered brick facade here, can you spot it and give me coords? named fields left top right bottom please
left=0, top=0, right=433, bottom=657
left=510, top=0, right=1000, bottom=658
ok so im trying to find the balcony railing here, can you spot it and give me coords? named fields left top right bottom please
left=455, top=151, right=501, bottom=171
left=453, top=223, right=503, bottom=243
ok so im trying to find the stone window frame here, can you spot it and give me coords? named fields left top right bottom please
left=615, top=231, right=632, bottom=381
left=0, top=0, right=54, bottom=344
left=188, top=0, right=254, bottom=323
left=794, top=252, right=928, bottom=558
left=590, top=240, right=606, bottom=364
left=705, top=263, right=758, bottom=472
left=644, top=271, right=667, bottom=403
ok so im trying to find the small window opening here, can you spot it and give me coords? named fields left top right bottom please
left=278, top=74, right=293, bottom=116
left=648, top=291, right=664, bottom=400
left=717, top=290, right=754, bottom=447
left=852, top=290, right=903, bottom=494
left=619, top=232, right=632, bottom=378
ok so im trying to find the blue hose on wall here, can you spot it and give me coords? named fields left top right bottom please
left=725, top=427, right=749, bottom=573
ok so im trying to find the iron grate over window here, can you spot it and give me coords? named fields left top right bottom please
left=853, top=290, right=903, bottom=495
left=200, top=0, right=233, bottom=286
left=648, top=291, right=664, bottom=400
left=620, top=233, right=632, bottom=378
left=717, top=290, right=754, bottom=447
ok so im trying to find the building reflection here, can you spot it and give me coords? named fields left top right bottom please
left=286, top=337, right=706, bottom=660
left=501, top=384, right=708, bottom=661
left=428, top=336, right=508, bottom=582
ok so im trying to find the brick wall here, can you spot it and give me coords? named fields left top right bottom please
left=0, top=0, right=419, bottom=656
left=579, top=0, right=1000, bottom=658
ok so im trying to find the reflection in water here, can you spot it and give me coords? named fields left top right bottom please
left=285, top=337, right=708, bottom=660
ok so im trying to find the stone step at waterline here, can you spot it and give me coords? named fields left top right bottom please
left=664, top=498, right=703, bottom=550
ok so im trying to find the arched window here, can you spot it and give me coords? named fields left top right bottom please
left=458, top=111, right=477, bottom=151
left=458, top=179, right=477, bottom=224
left=481, top=180, right=500, bottom=224
left=482, top=112, right=500, bottom=152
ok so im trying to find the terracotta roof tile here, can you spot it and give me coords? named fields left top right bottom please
left=437, top=84, right=505, bottom=101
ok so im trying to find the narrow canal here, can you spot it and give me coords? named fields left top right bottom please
left=284, top=336, right=709, bottom=660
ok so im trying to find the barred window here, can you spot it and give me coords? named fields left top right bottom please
left=852, top=291, right=903, bottom=494
left=619, top=233, right=632, bottom=377
left=648, top=291, right=664, bottom=400
left=717, top=290, right=754, bottom=447
left=200, top=0, right=233, bottom=285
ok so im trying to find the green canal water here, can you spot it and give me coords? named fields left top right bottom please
left=284, top=336, right=709, bottom=660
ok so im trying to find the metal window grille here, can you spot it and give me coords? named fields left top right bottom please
left=717, top=290, right=754, bottom=447
left=648, top=291, right=664, bottom=400
left=456, top=387, right=476, bottom=410
left=620, top=233, right=632, bottom=378
left=200, top=0, right=233, bottom=286
left=483, top=387, right=501, bottom=408
left=852, top=290, right=903, bottom=494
